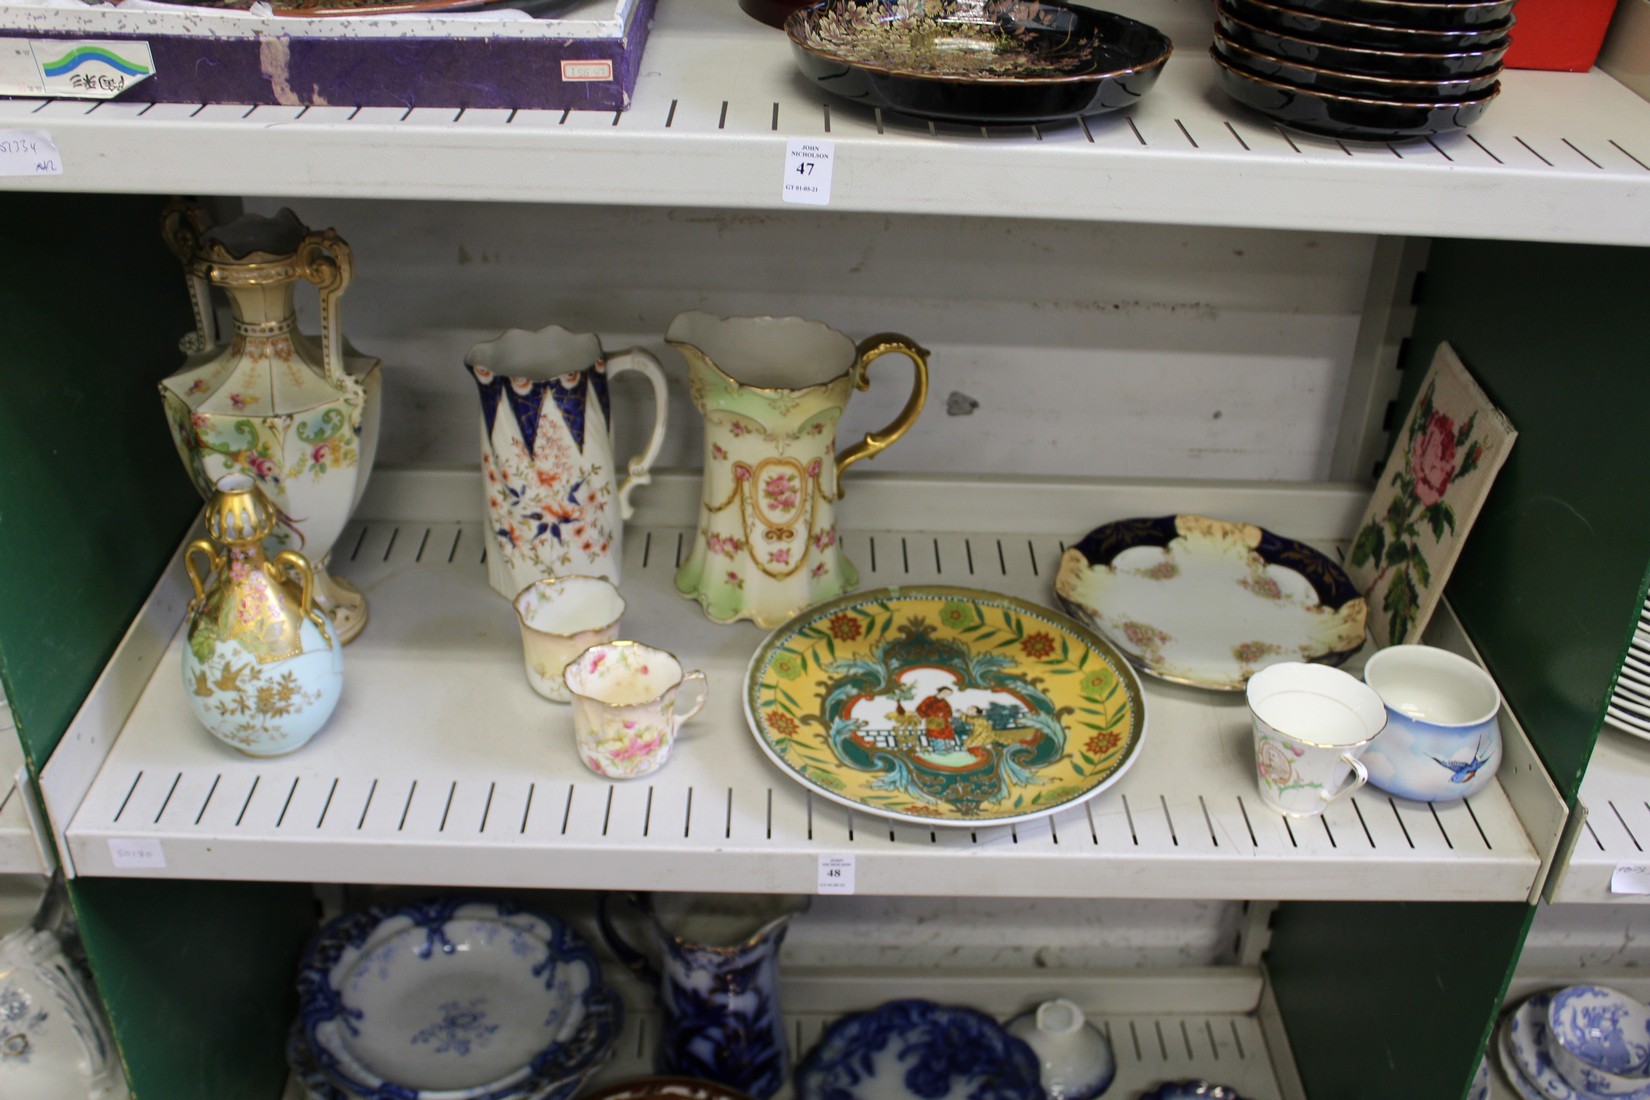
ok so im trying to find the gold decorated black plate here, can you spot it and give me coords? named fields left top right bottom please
left=785, top=0, right=1172, bottom=125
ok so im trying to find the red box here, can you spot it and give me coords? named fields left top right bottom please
left=1504, top=0, right=1620, bottom=71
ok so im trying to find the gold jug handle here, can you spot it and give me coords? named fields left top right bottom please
left=273, top=551, right=317, bottom=619
left=296, top=230, right=357, bottom=394
left=834, top=333, right=930, bottom=499
left=183, top=539, right=223, bottom=604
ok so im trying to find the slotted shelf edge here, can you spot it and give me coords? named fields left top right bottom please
left=280, top=967, right=1302, bottom=1100
left=49, top=472, right=1556, bottom=900
left=3, top=0, right=1650, bottom=244
left=1545, top=726, right=1650, bottom=903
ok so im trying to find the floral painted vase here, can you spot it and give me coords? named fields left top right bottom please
left=181, top=475, right=343, bottom=756
left=599, top=892, right=808, bottom=1099
left=667, top=311, right=928, bottom=628
left=465, top=324, right=668, bottom=598
left=160, top=202, right=381, bottom=644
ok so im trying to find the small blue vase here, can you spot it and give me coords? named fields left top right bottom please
left=599, top=892, right=808, bottom=1099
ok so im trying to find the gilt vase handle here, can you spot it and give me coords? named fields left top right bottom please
left=296, top=230, right=358, bottom=394
left=834, top=333, right=930, bottom=499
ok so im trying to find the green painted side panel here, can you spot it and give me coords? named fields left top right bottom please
left=1398, top=238, right=1650, bottom=799
left=0, top=195, right=317, bottom=1099
left=1270, top=900, right=1533, bottom=1100
left=0, top=192, right=199, bottom=771
left=72, top=877, right=316, bottom=1100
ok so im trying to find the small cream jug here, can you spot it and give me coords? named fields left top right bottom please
left=668, top=311, right=929, bottom=628
left=466, top=324, right=668, bottom=597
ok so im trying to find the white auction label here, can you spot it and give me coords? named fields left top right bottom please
left=782, top=139, right=835, bottom=206
left=817, top=853, right=855, bottom=894
left=107, top=837, right=166, bottom=870
left=0, top=130, right=61, bottom=176
left=29, top=40, right=155, bottom=99
left=1611, top=862, right=1650, bottom=895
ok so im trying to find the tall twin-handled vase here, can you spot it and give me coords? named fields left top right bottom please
left=668, top=311, right=929, bottom=628
left=181, top=475, right=343, bottom=757
left=160, top=202, right=382, bottom=644
left=466, top=323, right=668, bottom=598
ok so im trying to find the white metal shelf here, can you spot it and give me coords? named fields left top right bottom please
left=53, top=474, right=1553, bottom=899
left=3, top=0, right=1650, bottom=243
left=0, top=695, right=48, bottom=875
left=282, top=967, right=1300, bottom=1100
left=1544, top=727, right=1650, bottom=904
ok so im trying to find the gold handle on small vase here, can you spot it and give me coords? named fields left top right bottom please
left=183, top=539, right=222, bottom=604
left=833, top=333, right=930, bottom=499
left=273, top=550, right=317, bottom=620
left=296, top=230, right=356, bottom=393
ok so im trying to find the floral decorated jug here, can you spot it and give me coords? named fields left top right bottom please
left=181, top=475, right=343, bottom=757
left=160, top=201, right=382, bottom=644
left=598, top=892, right=808, bottom=1099
left=466, top=323, right=668, bottom=597
left=667, top=311, right=929, bottom=627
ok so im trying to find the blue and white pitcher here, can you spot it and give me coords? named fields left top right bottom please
left=465, top=324, right=668, bottom=598
left=598, top=892, right=807, bottom=1099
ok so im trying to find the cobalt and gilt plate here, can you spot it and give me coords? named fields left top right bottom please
left=795, top=1000, right=1045, bottom=1100
left=745, top=585, right=1145, bottom=827
left=785, top=0, right=1172, bottom=125
left=1054, top=515, right=1367, bottom=692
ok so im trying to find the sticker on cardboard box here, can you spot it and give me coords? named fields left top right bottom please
left=561, top=60, right=614, bottom=83
left=0, top=130, right=60, bottom=176
left=29, top=40, right=155, bottom=99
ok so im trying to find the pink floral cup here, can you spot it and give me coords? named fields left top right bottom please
left=514, top=576, right=625, bottom=702
left=1246, top=662, right=1387, bottom=817
left=563, top=641, right=709, bottom=778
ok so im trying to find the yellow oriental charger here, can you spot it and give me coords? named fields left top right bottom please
left=744, top=585, right=1147, bottom=826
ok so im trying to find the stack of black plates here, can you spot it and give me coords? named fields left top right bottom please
left=1210, top=0, right=1514, bottom=141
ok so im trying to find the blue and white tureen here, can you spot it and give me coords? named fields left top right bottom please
left=296, top=898, right=620, bottom=1100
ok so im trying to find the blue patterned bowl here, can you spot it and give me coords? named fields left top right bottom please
left=795, top=999, right=1045, bottom=1100
left=296, top=898, right=621, bottom=1100
left=1137, top=1083, right=1250, bottom=1100
left=1545, top=985, right=1650, bottom=1097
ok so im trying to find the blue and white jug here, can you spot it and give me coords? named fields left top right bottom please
left=599, top=892, right=807, bottom=1099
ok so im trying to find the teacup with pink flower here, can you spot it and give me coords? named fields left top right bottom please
left=563, top=641, right=708, bottom=778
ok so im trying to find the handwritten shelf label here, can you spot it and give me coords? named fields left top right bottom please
left=107, top=837, right=166, bottom=870
left=0, top=130, right=61, bottom=176
left=818, top=853, right=855, bottom=894
left=29, top=40, right=156, bottom=99
left=1611, top=862, right=1650, bottom=895
left=783, top=138, right=835, bottom=206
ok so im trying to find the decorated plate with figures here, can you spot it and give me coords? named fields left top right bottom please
left=1055, top=515, right=1368, bottom=692
left=744, top=585, right=1145, bottom=827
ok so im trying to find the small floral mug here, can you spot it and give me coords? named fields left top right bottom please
left=513, top=575, right=625, bottom=702
left=563, top=641, right=708, bottom=778
left=1246, top=662, right=1387, bottom=817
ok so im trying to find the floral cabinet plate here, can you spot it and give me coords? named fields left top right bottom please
left=745, top=585, right=1145, bottom=827
left=1054, top=515, right=1367, bottom=692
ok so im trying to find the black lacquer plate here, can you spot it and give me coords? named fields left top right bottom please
left=785, top=0, right=1172, bottom=125
left=1264, top=0, right=1517, bottom=29
left=1212, top=52, right=1498, bottom=140
left=1215, top=32, right=1499, bottom=99
left=1216, top=5, right=1508, bottom=78
left=1221, top=0, right=1512, bottom=51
